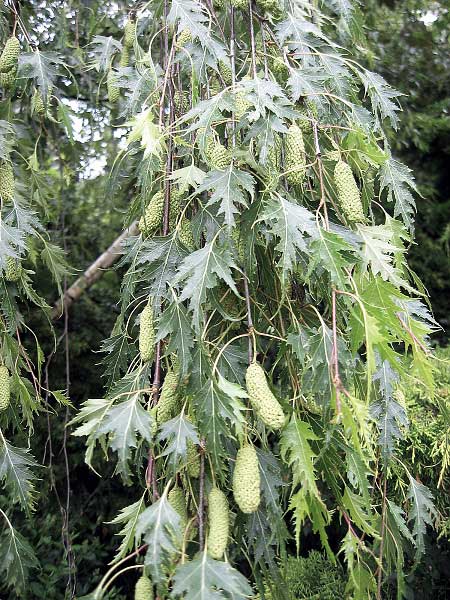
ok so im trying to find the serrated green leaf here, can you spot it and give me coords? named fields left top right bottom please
left=172, top=550, right=253, bottom=600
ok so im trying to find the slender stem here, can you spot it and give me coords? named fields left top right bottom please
left=258, top=18, right=269, bottom=79
left=198, top=446, right=206, bottom=551
left=376, top=474, right=388, bottom=599
left=331, top=289, right=341, bottom=416
left=248, top=0, right=257, bottom=78
left=243, top=275, right=254, bottom=363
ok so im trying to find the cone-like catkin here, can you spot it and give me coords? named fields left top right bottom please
left=177, top=29, right=192, bottom=47
left=234, top=91, right=251, bottom=120
left=186, top=440, right=200, bottom=478
left=5, top=256, right=22, bottom=282
left=298, top=112, right=312, bottom=133
left=218, top=61, right=233, bottom=86
left=31, top=88, right=45, bottom=115
left=124, top=19, right=136, bottom=48
left=0, top=160, right=14, bottom=200
left=178, top=219, right=195, bottom=252
left=0, top=365, right=10, bottom=411
left=208, top=141, right=232, bottom=171
left=258, top=0, right=279, bottom=11
left=230, top=0, right=247, bottom=8
left=285, top=124, right=306, bottom=185
left=168, top=187, right=184, bottom=228
left=214, top=0, right=227, bottom=8
left=207, top=487, right=229, bottom=559
left=333, top=161, right=365, bottom=224
left=107, top=69, right=120, bottom=104
left=174, top=90, right=189, bottom=115
left=156, top=364, right=180, bottom=423
left=0, top=36, right=20, bottom=73
left=134, top=575, right=153, bottom=600
left=168, top=486, right=188, bottom=532
left=138, top=191, right=165, bottom=237
left=150, top=406, right=158, bottom=438
left=271, top=56, right=289, bottom=80
left=139, top=303, right=155, bottom=363
left=231, top=228, right=246, bottom=265
left=0, top=67, right=16, bottom=89
left=120, top=45, right=131, bottom=68
left=233, top=445, right=260, bottom=513
left=393, top=389, right=406, bottom=406
left=263, top=135, right=281, bottom=191
left=245, top=362, right=286, bottom=430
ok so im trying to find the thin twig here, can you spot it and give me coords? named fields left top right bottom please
left=198, top=445, right=206, bottom=551
left=248, top=0, right=257, bottom=78
left=376, top=474, right=388, bottom=599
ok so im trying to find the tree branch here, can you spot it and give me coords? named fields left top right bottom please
left=51, top=221, right=139, bottom=320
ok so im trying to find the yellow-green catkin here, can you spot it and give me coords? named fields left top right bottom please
left=174, top=90, right=189, bottom=115
left=139, top=303, right=155, bottom=363
left=257, top=0, right=280, bottom=12
left=233, top=445, right=260, bottom=514
left=0, top=68, right=16, bottom=89
left=5, top=256, right=22, bottom=282
left=150, top=405, right=158, bottom=438
left=120, top=45, right=131, bottom=68
left=333, top=160, right=365, bottom=224
left=168, top=485, right=188, bottom=532
left=285, top=124, right=306, bottom=185
left=156, top=362, right=180, bottom=423
left=0, top=365, right=10, bottom=411
left=230, top=0, right=247, bottom=8
left=0, top=160, right=14, bottom=201
left=218, top=61, right=233, bottom=86
left=297, top=112, right=312, bottom=133
left=207, top=487, right=229, bottom=559
left=107, top=69, right=120, bottom=104
left=31, top=88, right=45, bottom=115
left=168, top=187, right=184, bottom=229
left=186, top=440, right=200, bottom=478
left=246, top=362, right=285, bottom=429
left=393, top=389, right=406, bottom=406
left=271, top=55, right=289, bottom=81
left=138, top=191, right=165, bottom=237
left=176, top=29, right=192, bottom=47
left=178, top=219, right=195, bottom=251
left=231, top=228, right=246, bottom=265
left=208, top=140, right=232, bottom=171
left=234, top=90, right=252, bottom=120
left=263, top=135, right=281, bottom=191
left=124, top=19, right=136, bottom=49
left=0, top=36, right=20, bottom=73
left=134, top=575, right=153, bottom=600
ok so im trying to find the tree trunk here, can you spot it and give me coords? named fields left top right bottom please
left=52, top=221, right=139, bottom=320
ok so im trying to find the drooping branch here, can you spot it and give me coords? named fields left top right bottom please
left=51, top=221, right=139, bottom=320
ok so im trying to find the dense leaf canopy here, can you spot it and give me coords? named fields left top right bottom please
left=0, top=1, right=448, bottom=599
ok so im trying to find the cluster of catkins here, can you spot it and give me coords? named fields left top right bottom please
left=138, top=293, right=287, bottom=560
left=0, top=33, right=49, bottom=117
left=0, top=35, right=20, bottom=90
left=107, top=17, right=136, bottom=104
left=0, top=161, right=23, bottom=283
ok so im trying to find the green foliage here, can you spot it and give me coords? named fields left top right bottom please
left=263, top=551, right=346, bottom=599
left=0, top=0, right=448, bottom=599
